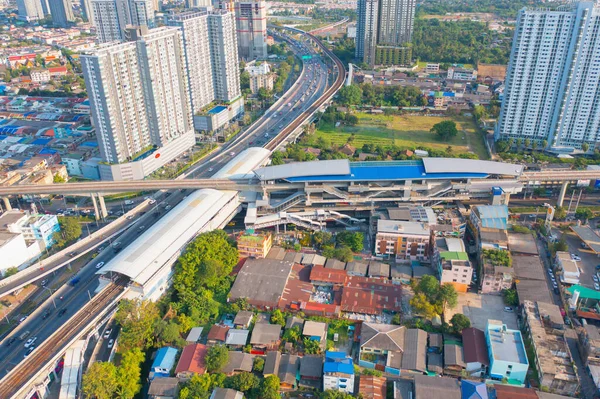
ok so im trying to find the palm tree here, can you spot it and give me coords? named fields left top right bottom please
left=516, top=138, right=523, bottom=152
left=507, top=138, right=514, bottom=149
left=541, top=140, right=548, bottom=149
left=524, top=138, right=531, bottom=149
left=532, top=141, right=537, bottom=151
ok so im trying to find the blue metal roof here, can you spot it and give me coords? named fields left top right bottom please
left=476, top=205, right=508, bottom=230
left=461, top=381, right=488, bottom=399
left=323, top=351, right=354, bottom=375
left=285, top=160, right=488, bottom=182
left=31, top=137, right=52, bottom=145
left=151, top=347, right=178, bottom=372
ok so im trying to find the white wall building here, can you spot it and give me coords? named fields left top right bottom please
left=556, top=251, right=581, bottom=285
left=355, top=0, right=378, bottom=66
left=496, top=2, right=600, bottom=152
left=323, top=352, right=355, bottom=394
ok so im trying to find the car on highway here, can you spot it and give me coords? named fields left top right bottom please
left=68, top=251, right=78, bottom=257
left=58, top=308, right=67, bottom=317
left=165, top=205, right=172, bottom=211
left=126, top=215, right=134, bottom=220
left=40, top=279, right=47, bottom=286
left=138, top=225, right=145, bottom=231
left=103, top=329, right=112, bottom=339
left=149, top=199, right=156, bottom=205
left=24, top=346, right=35, bottom=357
left=208, top=167, right=214, bottom=172
left=69, top=277, right=80, bottom=286
left=18, top=316, right=26, bottom=324
left=571, top=253, right=582, bottom=261
left=42, top=309, right=51, bottom=319
left=230, top=151, right=235, bottom=157
left=24, top=337, right=37, bottom=348
left=108, top=339, right=115, bottom=349
left=96, top=262, right=105, bottom=269
left=5, top=337, right=16, bottom=347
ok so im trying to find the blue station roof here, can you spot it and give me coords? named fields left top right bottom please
left=285, top=160, right=488, bottom=182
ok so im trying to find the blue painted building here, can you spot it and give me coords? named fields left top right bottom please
left=484, top=320, right=528, bottom=384
left=150, top=347, right=178, bottom=380
left=461, top=380, right=488, bottom=399
left=323, top=351, right=355, bottom=394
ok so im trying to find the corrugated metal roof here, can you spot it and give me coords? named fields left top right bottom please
left=475, top=205, right=508, bottom=230
left=211, top=147, right=270, bottom=179
left=254, top=159, right=350, bottom=181
left=422, top=157, right=523, bottom=176
left=97, top=189, right=237, bottom=285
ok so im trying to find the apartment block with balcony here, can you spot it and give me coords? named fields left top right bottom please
left=323, top=351, right=355, bottom=394
left=237, top=232, right=272, bottom=259
left=374, top=219, right=432, bottom=263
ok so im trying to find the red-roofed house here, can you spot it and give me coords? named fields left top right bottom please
left=48, top=66, right=68, bottom=77
left=341, top=276, right=402, bottom=315
left=359, top=375, right=386, bottom=399
left=175, top=343, right=208, bottom=379
left=310, top=266, right=347, bottom=286
left=207, top=324, right=230, bottom=345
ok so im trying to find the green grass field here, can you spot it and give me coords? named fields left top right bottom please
left=314, top=114, right=489, bottom=159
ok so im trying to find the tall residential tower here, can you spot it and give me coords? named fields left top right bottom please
left=234, top=0, right=267, bottom=60
left=82, top=27, right=195, bottom=180
left=496, top=2, right=600, bottom=152
left=16, top=0, right=44, bottom=21
left=355, top=0, right=415, bottom=66
left=90, top=0, right=155, bottom=43
left=49, top=0, right=75, bottom=27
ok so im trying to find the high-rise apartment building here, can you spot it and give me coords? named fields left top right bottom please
left=185, top=0, right=210, bottom=8
left=82, top=27, right=195, bottom=180
left=135, top=27, right=193, bottom=146
left=355, top=0, right=414, bottom=66
left=356, top=0, right=378, bottom=66
left=82, top=40, right=150, bottom=164
left=167, top=11, right=215, bottom=113
left=49, top=0, right=75, bottom=27
left=496, top=2, right=600, bottom=152
left=90, top=0, right=155, bottom=43
left=234, top=0, right=267, bottom=60
left=208, top=10, right=242, bottom=101
left=16, top=0, right=45, bottom=21
left=81, top=0, right=95, bottom=23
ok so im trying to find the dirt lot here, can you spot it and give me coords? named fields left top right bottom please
left=445, top=292, right=518, bottom=330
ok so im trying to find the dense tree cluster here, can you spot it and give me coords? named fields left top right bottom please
left=52, top=216, right=83, bottom=249
left=413, top=19, right=511, bottom=64
left=418, top=0, right=540, bottom=19
left=409, top=275, right=458, bottom=318
left=482, top=249, right=511, bottom=267
left=82, top=348, right=145, bottom=399
left=338, top=84, right=428, bottom=107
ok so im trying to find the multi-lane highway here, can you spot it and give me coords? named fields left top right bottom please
left=0, top=189, right=190, bottom=379
left=0, top=28, right=345, bottom=397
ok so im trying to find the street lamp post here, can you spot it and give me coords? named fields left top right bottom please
left=42, top=286, right=57, bottom=309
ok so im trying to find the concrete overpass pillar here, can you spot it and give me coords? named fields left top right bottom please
left=98, top=195, right=108, bottom=219
left=558, top=182, right=569, bottom=207
left=91, top=194, right=100, bottom=221
left=2, top=197, right=11, bottom=211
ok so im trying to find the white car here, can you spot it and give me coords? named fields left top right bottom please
left=208, top=167, right=214, bottom=172
left=229, top=152, right=235, bottom=157
left=571, top=253, right=582, bottom=261
left=95, top=261, right=104, bottom=269
left=103, top=329, right=112, bottom=339
left=108, top=339, right=114, bottom=348
left=24, top=337, right=37, bottom=348
left=148, top=199, right=156, bottom=205
left=594, top=275, right=599, bottom=283
left=595, top=283, right=600, bottom=291
left=504, top=307, right=514, bottom=313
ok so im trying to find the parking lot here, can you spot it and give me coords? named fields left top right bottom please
left=445, top=292, right=518, bottom=330
left=555, top=228, right=600, bottom=290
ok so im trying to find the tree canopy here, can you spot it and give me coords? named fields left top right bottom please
left=338, top=85, right=363, bottom=106
left=450, top=313, right=471, bottom=333
left=431, top=120, right=458, bottom=141
left=114, top=299, right=159, bottom=352
left=410, top=276, right=458, bottom=317
left=206, top=345, right=229, bottom=372
left=336, top=231, right=364, bottom=252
